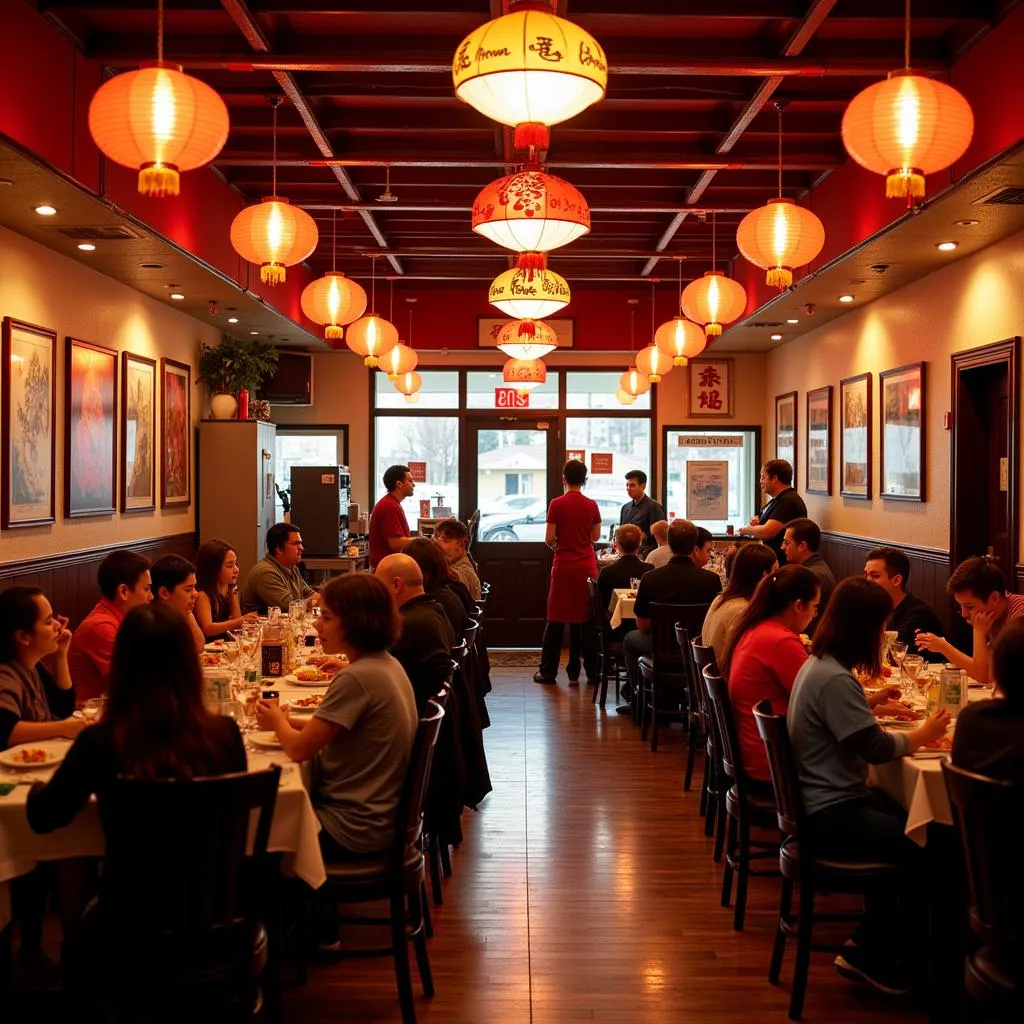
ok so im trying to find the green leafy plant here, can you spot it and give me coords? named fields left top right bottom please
left=197, top=335, right=278, bottom=395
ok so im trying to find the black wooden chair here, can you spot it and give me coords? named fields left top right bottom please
left=425, top=659, right=459, bottom=905
left=703, top=669, right=779, bottom=930
left=671, top=620, right=709, bottom=790
left=752, top=700, right=904, bottom=1020
left=942, top=761, right=1024, bottom=1021
left=586, top=577, right=624, bottom=707
left=323, top=702, right=445, bottom=1024
left=87, top=766, right=281, bottom=1021
left=689, top=638, right=723, bottom=849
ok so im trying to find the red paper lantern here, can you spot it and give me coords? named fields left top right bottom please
left=230, top=197, right=319, bottom=285
left=393, top=370, right=422, bottom=398
left=635, top=344, right=673, bottom=384
left=346, top=313, right=399, bottom=367
left=654, top=316, right=706, bottom=366
left=681, top=271, right=747, bottom=338
left=381, top=342, right=418, bottom=380
left=503, top=357, right=547, bottom=393
left=736, top=198, right=825, bottom=289
left=300, top=272, right=367, bottom=340
left=619, top=367, right=650, bottom=397
left=495, top=318, right=558, bottom=359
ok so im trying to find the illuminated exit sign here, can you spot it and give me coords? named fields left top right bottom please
left=495, top=388, right=530, bottom=408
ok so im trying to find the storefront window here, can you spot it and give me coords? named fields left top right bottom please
left=566, top=371, right=651, bottom=410
left=466, top=370, right=559, bottom=409
left=374, top=416, right=460, bottom=524
left=275, top=428, right=346, bottom=521
left=374, top=371, right=459, bottom=409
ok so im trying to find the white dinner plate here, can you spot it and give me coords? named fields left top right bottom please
left=204, top=641, right=228, bottom=653
left=0, top=739, right=71, bottom=769
left=248, top=731, right=283, bottom=750
left=878, top=717, right=919, bottom=730
left=280, top=672, right=333, bottom=687
left=912, top=749, right=951, bottom=760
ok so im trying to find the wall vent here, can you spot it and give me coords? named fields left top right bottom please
left=55, top=224, right=145, bottom=241
left=974, top=186, right=1024, bottom=206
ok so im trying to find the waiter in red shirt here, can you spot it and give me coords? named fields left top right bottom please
left=369, top=464, right=416, bottom=569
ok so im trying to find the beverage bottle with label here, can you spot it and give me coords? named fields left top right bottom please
left=926, top=668, right=945, bottom=714
left=261, top=614, right=286, bottom=677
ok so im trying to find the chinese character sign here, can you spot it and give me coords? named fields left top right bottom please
left=688, top=359, right=733, bottom=418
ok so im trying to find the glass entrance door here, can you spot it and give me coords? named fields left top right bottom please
left=464, top=419, right=556, bottom=648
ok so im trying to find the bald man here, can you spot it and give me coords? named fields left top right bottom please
left=376, top=554, right=455, bottom=711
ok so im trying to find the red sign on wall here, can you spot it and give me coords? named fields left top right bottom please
left=408, top=461, right=428, bottom=483
left=590, top=452, right=614, bottom=474
left=495, top=388, right=530, bottom=408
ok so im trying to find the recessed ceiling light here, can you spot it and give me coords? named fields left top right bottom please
left=34, top=205, right=57, bottom=216
left=838, top=294, right=855, bottom=303
left=77, top=243, right=96, bottom=252
left=227, top=317, right=239, bottom=324
left=936, top=240, right=958, bottom=252
left=955, top=219, right=979, bottom=227
left=770, top=333, right=783, bottom=341
left=786, top=318, right=799, bottom=324
left=170, top=292, right=185, bottom=301
left=250, top=331, right=259, bottom=335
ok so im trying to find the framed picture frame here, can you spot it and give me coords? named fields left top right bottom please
left=880, top=361, right=925, bottom=501
left=65, top=337, right=118, bottom=518
left=774, top=391, right=797, bottom=481
left=160, top=357, right=191, bottom=508
left=121, top=351, right=157, bottom=513
left=689, top=358, right=734, bottom=417
left=2, top=317, right=57, bottom=528
left=840, top=372, right=872, bottom=499
left=806, top=385, right=833, bottom=496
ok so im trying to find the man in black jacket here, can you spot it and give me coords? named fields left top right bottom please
left=597, top=525, right=655, bottom=639
left=863, top=546, right=944, bottom=662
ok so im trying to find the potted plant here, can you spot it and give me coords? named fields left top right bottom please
left=197, top=335, right=279, bottom=419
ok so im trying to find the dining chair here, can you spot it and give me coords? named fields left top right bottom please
left=86, top=766, right=282, bottom=1021
left=586, top=577, right=623, bottom=707
left=425, top=661, right=459, bottom=906
left=322, top=702, right=445, bottom=1024
left=688, top=638, right=722, bottom=845
left=703, top=669, right=779, bottom=930
left=752, top=701, right=904, bottom=1020
left=942, top=761, right=1024, bottom=1020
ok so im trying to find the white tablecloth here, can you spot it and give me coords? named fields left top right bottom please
left=608, top=588, right=637, bottom=630
left=873, top=755, right=950, bottom=846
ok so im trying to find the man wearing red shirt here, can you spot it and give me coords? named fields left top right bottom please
left=68, top=549, right=153, bottom=700
left=370, top=464, right=415, bottom=569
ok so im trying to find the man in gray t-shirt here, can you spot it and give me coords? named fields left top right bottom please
left=312, top=650, right=417, bottom=853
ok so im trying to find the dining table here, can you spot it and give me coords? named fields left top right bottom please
left=607, top=587, right=638, bottom=631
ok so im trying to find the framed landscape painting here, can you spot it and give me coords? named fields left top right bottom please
left=2, top=317, right=57, bottom=528
left=880, top=362, right=925, bottom=501
left=774, top=391, right=797, bottom=481
left=840, top=372, right=872, bottom=499
left=65, top=338, right=118, bottom=518
left=161, top=357, right=191, bottom=508
left=806, top=385, right=832, bottom=495
left=121, top=351, right=156, bottom=513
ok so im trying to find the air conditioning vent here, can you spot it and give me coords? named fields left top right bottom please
left=752, top=321, right=783, bottom=328
left=975, top=186, right=1024, bottom=206
left=56, top=224, right=145, bottom=241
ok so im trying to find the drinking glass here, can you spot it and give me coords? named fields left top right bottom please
left=889, top=641, right=908, bottom=672
left=81, top=697, right=106, bottom=723
left=629, top=577, right=641, bottom=592
left=901, top=654, right=925, bottom=700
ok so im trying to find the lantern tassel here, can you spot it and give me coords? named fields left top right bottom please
left=260, top=263, right=286, bottom=285
left=138, top=164, right=180, bottom=198
left=513, top=122, right=550, bottom=153
left=674, top=356, right=688, bottom=367
left=766, top=267, right=793, bottom=289
left=706, top=323, right=723, bottom=338
left=649, top=374, right=662, bottom=384
left=518, top=320, right=536, bottom=338
left=516, top=252, right=547, bottom=281
left=325, top=325, right=344, bottom=340
left=363, top=355, right=379, bottom=368
left=886, top=169, right=925, bottom=200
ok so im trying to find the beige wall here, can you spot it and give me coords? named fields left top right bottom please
left=0, top=226, right=218, bottom=562
left=765, top=226, right=1024, bottom=552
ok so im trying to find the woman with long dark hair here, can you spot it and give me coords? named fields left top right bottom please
left=27, top=602, right=245, bottom=832
left=404, top=537, right=473, bottom=641
left=193, top=538, right=259, bottom=640
left=787, top=577, right=950, bottom=993
left=721, top=564, right=819, bottom=785
left=701, top=543, right=777, bottom=665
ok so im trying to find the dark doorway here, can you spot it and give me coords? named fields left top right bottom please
left=950, top=338, right=1020, bottom=586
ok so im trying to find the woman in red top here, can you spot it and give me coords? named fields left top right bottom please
left=721, top=563, right=820, bottom=784
left=535, top=460, right=602, bottom=685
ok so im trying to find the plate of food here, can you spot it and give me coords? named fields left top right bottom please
left=877, top=703, right=924, bottom=729
left=283, top=665, right=334, bottom=686
left=913, top=734, right=953, bottom=759
left=0, top=740, right=71, bottom=768
left=248, top=731, right=283, bottom=750
left=200, top=651, right=223, bottom=667
left=287, top=693, right=324, bottom=715
left=204, top=640, right=228, bottom=652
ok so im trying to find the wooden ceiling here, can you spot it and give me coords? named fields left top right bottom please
left=37, top=0, right=1016, bottom=286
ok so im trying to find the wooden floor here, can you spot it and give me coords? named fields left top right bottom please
left=285, top=668, right=929, bottom=1023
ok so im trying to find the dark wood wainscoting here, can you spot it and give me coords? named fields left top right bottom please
left=819, top=531, right=953, bottom=635
left=0, top=533, right=197, bottom=628
left=474, top=548, right=551, bottom=648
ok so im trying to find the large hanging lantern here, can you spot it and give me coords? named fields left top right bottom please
left=230, top=197, right=318, bottom=285
left=489, top=256, right=570, bottom=319
left=737, top=199, right=825, bottom=289
left=635, top=344, right=673, bottom=384
left=300, top=271, right=367, bottom=340
left=346, top=314, right=399, bottom=367
left=503, top=357, right=547, bottom=393
left=394, top=370, right=422, bottom=398
left=620, top=367, right=650, bottom=397
left=842, top=71, right=973, bottom=200
left=381, top=342, right=418, bottom=380
left=453, top=3, right=607, bottom=152
left=495, top=318, right=558, bottom=359
left=616, top=387, right=637, bottom=406
left=473, top=167, right=590, bottom=252
left=682, top=271, right=747, bottom=339
left=655, top=316, right=705, bottom=366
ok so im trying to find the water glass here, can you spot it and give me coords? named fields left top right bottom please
left=889, top=641, right=908, bottom=671
left=901, top=654, right=925, bottom=699
left=629, top=577, right=641, bottom=591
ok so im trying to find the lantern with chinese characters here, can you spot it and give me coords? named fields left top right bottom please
left=300, top=272, right=367, bottom=341
left=503, top=357, right=547, bottom=394
left=381, top=342, right=418, bottom=381
left=393, top=370, right=422, bottom=399
left=473, top=167, right=590, bottom=252
left=489, top=260, right=571, bottom=319
left=620, top=366, right=650, bottom=397
left=682, top=271, right=747, bottom=339
left=452, top=4, right=607, bottom=152
left=654, top=315, right=705, bottom=366
left=346, top=313, right=399, bottom=367
left=736, top=198, right=825, bottom=290
left=635, top=344, right=673, bottom=384
left=495, top=318, right=558, bottom=360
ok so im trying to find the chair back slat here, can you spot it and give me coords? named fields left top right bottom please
left=942, top=761, right=1024, bottom=953
left=752, top=700, right=803, bottom=838
left=688, top=637, right=718, bottom=716
left=703, top=669, right=742, bottom=782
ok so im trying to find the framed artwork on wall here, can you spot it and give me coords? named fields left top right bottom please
left=2, top=317, right=57, bottom=528
left=161, top=357, right=191, bottom=508
left=689, top=358, right=733, bottom=417
left=65, top=337, right=118, bottom=518
left=121, top=351, right=156, bottom=513
left=806, top=385, right=833, bottom=496
left=840, top=372, right=872, bottom=499
left=880, top=361, right=925, bottom=501
left=774, top=391, right=797, bottom=481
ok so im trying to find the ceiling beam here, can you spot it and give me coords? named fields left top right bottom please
left=641, top=0, right=838, bottom=277
left=218, top=0, right=403, bottom=274
left=295, top=203, right=759, bottom=214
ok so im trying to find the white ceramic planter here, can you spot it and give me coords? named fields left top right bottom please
left=209, top=392, right=238, bottom=420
